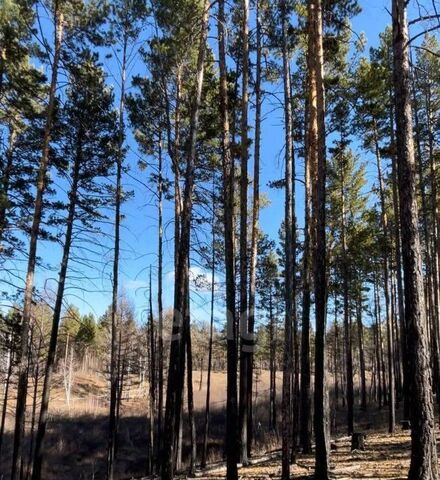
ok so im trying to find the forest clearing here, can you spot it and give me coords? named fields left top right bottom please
left=1, top=0, right=440, bottom=478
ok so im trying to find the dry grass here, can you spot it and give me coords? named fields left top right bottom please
left=1, top=370, right=438, bottom=479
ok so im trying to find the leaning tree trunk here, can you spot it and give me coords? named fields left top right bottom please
left=392, top=1, right=438, bottom=478
left=218, top=0, right=238, bottom=476
left=11, top=8, right=63, bottom=479
left=31, top=133, right=82, bottom=480
left=308, top=0, right=330, bottom=477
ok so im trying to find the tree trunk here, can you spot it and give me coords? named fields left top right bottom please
left=300, top=95, right=312, bottom=454
left=374, top=126, right=395, bottom=433
left=31, top=128, right=82, bottom=480
left=280, top=0, right=294, bottom=476
left=341, top=164, right=354, bottom=435
left=148, top=267, right=156, bottom=474
left=186, top=307, right=197, bottom=476
left=269, top=290, right=277, bottom=432
left=308, top=0, right=330, bottom=477
left=0, top=337, right=13, bottom=459
left=161, top=4, right=209, bottom=478
left=107, top=29, right=127, bottom=480
left=246, top=0, right=262, bottom=456
left=11, top=7, right=63, bottom=479
left=218, top=0, right=238, bottom=476
left=238, top=0, right=250, bottom=465
left=356, top=292, right=367, bottom=411
left=157, top=133, right=164, bottom=468
left=201, top=198, right=216, bottom=468
left=392, top=1, right=438, bottom=477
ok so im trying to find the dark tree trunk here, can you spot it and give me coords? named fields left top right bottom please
left=147, top=267, right=156, bottom=474
left=356, top=293, right=367, bottom=411
left=107, top=30, right=127, bottom=480
left=186, top=307, right=197, bottom=476
left=247, top=0, right=262, bottom=455
left=238, top=0, right=250, bottom=466
left=157, top=133, right=164, bottom=466
left=280, top=0, right=294, bottom=476
left=31, top=127, right=82, bottom=480
left=392, top=1, right=438, bottom=478
left=269, top=290, right=277, bottom=432
left=0, top=339, right=13, bottom=459
left=201, top=197, right=216, bottom=468
left=341, top=165, right=354, bottom=435
left=218, top=0, right=238, bottom=477
left=300, top=96, right=312, bottom=454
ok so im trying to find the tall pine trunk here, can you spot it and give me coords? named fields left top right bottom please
left=300, top=96, right=312, bottom=454
left=280, top=0, right=294, bottom=476
left=247, top=0, right=261, bottom=455
left=392, top=1, right=438, bottom=477
left=307, top=0, right=330, bottom=477
left=238, top=0, right=250, bottom=465
left=218, top=0, right=238, bottom=476
left=107, top=31, right=127, bottom=480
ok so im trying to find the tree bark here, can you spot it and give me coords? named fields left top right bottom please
left=238, top=0, right=250, bottom=465
left=392, top=1, right=438, bottom=478
left=280, top=0, right=294, bottom=476
left=300, top=95, right=312, bottom=454
left=246, top=0, right=262, bottom=455
left=356, top=292, right=367, bottom=411
left=107, top=28, right=127, bottom=480
left=218, top=0, right=238, bottom=476
left=307, top=0, right=330, bottom=477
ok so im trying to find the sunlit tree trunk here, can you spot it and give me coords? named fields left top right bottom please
left=307, top=0, right=330, bottom=476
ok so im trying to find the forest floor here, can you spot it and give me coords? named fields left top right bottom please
left=191, top=431, right=422, bottom=479
left=1, top=369, right=438, bottom=479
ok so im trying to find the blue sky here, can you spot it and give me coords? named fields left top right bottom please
left=0, top=0, right=430, bottom=329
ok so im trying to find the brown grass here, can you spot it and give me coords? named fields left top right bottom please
left=0, top=370, right=437, bottom=479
